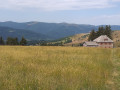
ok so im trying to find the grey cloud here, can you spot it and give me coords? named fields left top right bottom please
left=0, top=0, right=118, bottom=10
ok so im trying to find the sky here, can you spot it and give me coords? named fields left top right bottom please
left=0, top=0, right=120, bottom=25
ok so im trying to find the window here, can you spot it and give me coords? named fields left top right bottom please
left=105, top=43, right=107, bottom=45
left=104, top=39, right=108, bottom=41
left=101, top=43, right=103, bottom=45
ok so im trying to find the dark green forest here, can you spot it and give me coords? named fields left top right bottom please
left=0, top=36, right=27, bottom=45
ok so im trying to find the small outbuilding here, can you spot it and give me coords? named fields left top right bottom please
left=83, top=41, right=98, bottom=47
left=83, top=35, right=114, bottom=48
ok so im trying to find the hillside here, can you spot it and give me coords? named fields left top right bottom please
left=112, top=31, right=120, bottom=47
left=64, top=34, right=89, bottom=46
left=0, top=21, right=120, bottom=40
left=62, top=31, right=120, bottom=47
left=0, top=26, right=50, bottom=41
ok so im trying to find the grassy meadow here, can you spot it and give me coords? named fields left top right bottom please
left=0, top=46, right=119, bottom=90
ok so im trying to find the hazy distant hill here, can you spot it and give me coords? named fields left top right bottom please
left=0, top=26, right=49, bottom=40
left=0, top=21, right=120, bottom=40
left=0, top=21, right=96, bottom=39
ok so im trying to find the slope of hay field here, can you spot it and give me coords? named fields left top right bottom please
left=0, top=46, right=119, bottom=90
left=112, top=31, right=120, bottom=47
left=64, top=33, right=89, bottom=46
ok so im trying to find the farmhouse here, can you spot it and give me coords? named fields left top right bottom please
left=83, top=35, right=114, bottom=48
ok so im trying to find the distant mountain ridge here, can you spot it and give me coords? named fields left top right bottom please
left=0, top=21, right=120, bottom=40
left=0, top=26, right=49, bottom=40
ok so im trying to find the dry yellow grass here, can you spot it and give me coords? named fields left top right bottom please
left=64, top=33, right=89, bottom=46
left=0, top=46, right=119, bottom=90
left=112, top=31, right=120, bottom=47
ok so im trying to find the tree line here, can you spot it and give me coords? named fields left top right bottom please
left=27, top=37, right=72, bottom=46
left=88, top=25, right=112, bottom=41
left=0, top=37, right=27, bottom=45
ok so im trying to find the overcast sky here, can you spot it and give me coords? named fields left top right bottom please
left=0, top=0, right=120, bottom=25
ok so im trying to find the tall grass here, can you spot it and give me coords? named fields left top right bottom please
left=0, top=46, right=115, bottom=90
left=112, top=48, right=120, bottom=89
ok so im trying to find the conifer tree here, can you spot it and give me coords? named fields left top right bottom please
left=104, top=25, right=109, bottom=36
left=88, top=29, right=96, bottom=41
left=96, top=26, right=105, bottom=37
left=6, top=37, right=19, bottom=45
left=0, top=36, right=5, bottom=45
left=104, top=25, right=112, bottom=39
left=88, top=25, right=112, bottom=41
left=13, top=38, right=19, bottom=45
left=108, top=25, right=112, bottom=39
left=20, top=37, right=27, bottom=45
left=6, top=37, right=13, bottom=45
